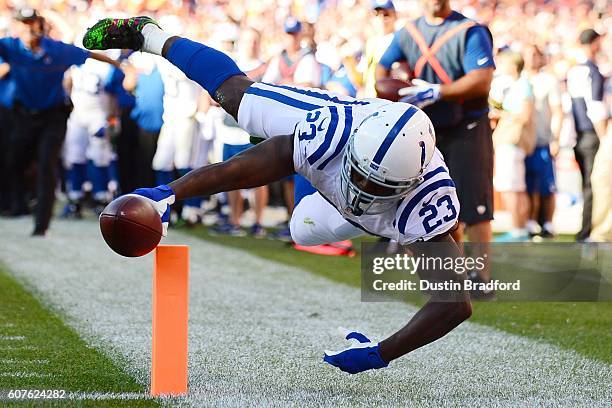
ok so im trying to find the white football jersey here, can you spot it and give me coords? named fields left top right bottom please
left=157, top=58, right=201, bottom=120
left=69, top=59, right=113, bottom=115
left=238, top=83, right=459, bottom=244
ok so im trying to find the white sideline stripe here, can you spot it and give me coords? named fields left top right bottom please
left=67, top=392, right=153, bottom=400
left=0, top=335, right=26, bottom=341
left=0, top=359, right=49, bottom=364
left=0, top=372, right=50, bottom=378
left=0, top=346, right=37, bottom=351
left=0, top=217, right=610, bottom=407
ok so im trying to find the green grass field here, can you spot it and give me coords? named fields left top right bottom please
left=183, top=226, right=612, bottom=364
left=0, top=264, right=157, bottom=407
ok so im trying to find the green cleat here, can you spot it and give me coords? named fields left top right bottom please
left=82, top=16, right=160, bottom=51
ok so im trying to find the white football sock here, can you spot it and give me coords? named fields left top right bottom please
left=543, top=221, right=555, bottom=233
left=141, top=24, right=172, bottom=55
left=525, top=219, right=541, bottom=234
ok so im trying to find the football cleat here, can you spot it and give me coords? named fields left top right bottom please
left=83, top=16, right=159, bottom=51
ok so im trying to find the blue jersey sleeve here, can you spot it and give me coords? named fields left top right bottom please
left=59, top=41, right=90, bottom=67
left=462, top=26, right=495, bottom=73
left=0, top=38, right=11, bottom=60
left=379, top=31, right=406, bottom=69
left=104, top=67, right=123, bottom=94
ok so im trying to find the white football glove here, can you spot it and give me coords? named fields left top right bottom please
left=399, top=79, right=441, bottom=108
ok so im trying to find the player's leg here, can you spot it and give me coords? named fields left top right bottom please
left=152, top=124, right=176, bottom=186
left=83, top=17, right=248, bottom=115
left=34, top=109, right=67, bottom=234
left=86, top=122, right=114, bottom=211
left=539, top=146, right=557, bottom=237
left=289, top=192, right=365, bottom=246
left=251, top=185, right=269, bottom=238
left=82, top=18, right=353, bottom=138
left=211, top=143, right=253, bottom=236
left=525, top=146, right=543, bottom=236
left=8, top=109, right=36, bottom=216
left=62, top=115, right=89, bottom=218
left=174, top=118, right=203, bottom=224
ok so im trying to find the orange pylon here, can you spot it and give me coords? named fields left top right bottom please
left=151, top=245, right=189, bottom=396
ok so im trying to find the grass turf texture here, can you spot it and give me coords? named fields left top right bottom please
left=182, top=225, right=612, bottom=364
left=0, top=264, right=157, bottom=407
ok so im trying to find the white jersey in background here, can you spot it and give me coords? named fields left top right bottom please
left=237, top=83, right=458, bottom=245
left=64, top=59, right=115, bottom=169
left=208, top=105, right=251, bottom=146
left=69, top=58, right=114, bottom=116
left=153, top=58, right=207, bottom=172
left=157, top=58, right=200, bottom=121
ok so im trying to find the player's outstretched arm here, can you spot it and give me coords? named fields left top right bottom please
left=169, top=134, right=295, bottom=201
left=129, top=134, right=294, bottom=235
left=324, top=232, right=472, bottom=374
left=379, top=233, right=472, bottom=362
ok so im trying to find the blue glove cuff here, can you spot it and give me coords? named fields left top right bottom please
left=370, top=344, right=389, bottom=369
left=156, top=184, right=175, bottom=197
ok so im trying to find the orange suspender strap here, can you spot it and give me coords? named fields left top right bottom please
left=405, top=21, right=477, bottom=85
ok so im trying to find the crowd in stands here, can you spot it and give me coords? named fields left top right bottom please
left=0, top=0, right=609, bottom=242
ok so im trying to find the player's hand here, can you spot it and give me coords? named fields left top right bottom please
left=323, top=327, right=388, bottom=374
left=398, top=79, right=441, bottom=108
left=128, top=185, right=175, bottom=236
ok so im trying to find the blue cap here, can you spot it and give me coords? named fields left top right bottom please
left=371, top=0, right=395, bottom=10
left=284, top=17, right=302, bottom=34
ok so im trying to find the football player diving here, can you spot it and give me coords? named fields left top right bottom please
left=83, top=17, right=472, bottom=374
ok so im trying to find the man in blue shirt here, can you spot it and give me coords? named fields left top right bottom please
left=122, top=54, right=165, bottom=188
left=1, top=9, right=118, bottom=236
left=376, top=0, right=495, bottom=291
left=0, top=56, right=14, bottom=213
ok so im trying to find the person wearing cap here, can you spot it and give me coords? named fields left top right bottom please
left=566, top=28, right=607, bottom=241
left=376, top=0, right=495, bottom=284
left=0, top=9, right=119, bottom=236
left=361, top=0, right=398, bottom=97
left=261, top=17, right=321, bottom=88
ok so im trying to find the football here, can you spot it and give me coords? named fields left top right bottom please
left=375, top=78, right=412, bottom=102
left=99, top=195, right=163, bottom=257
